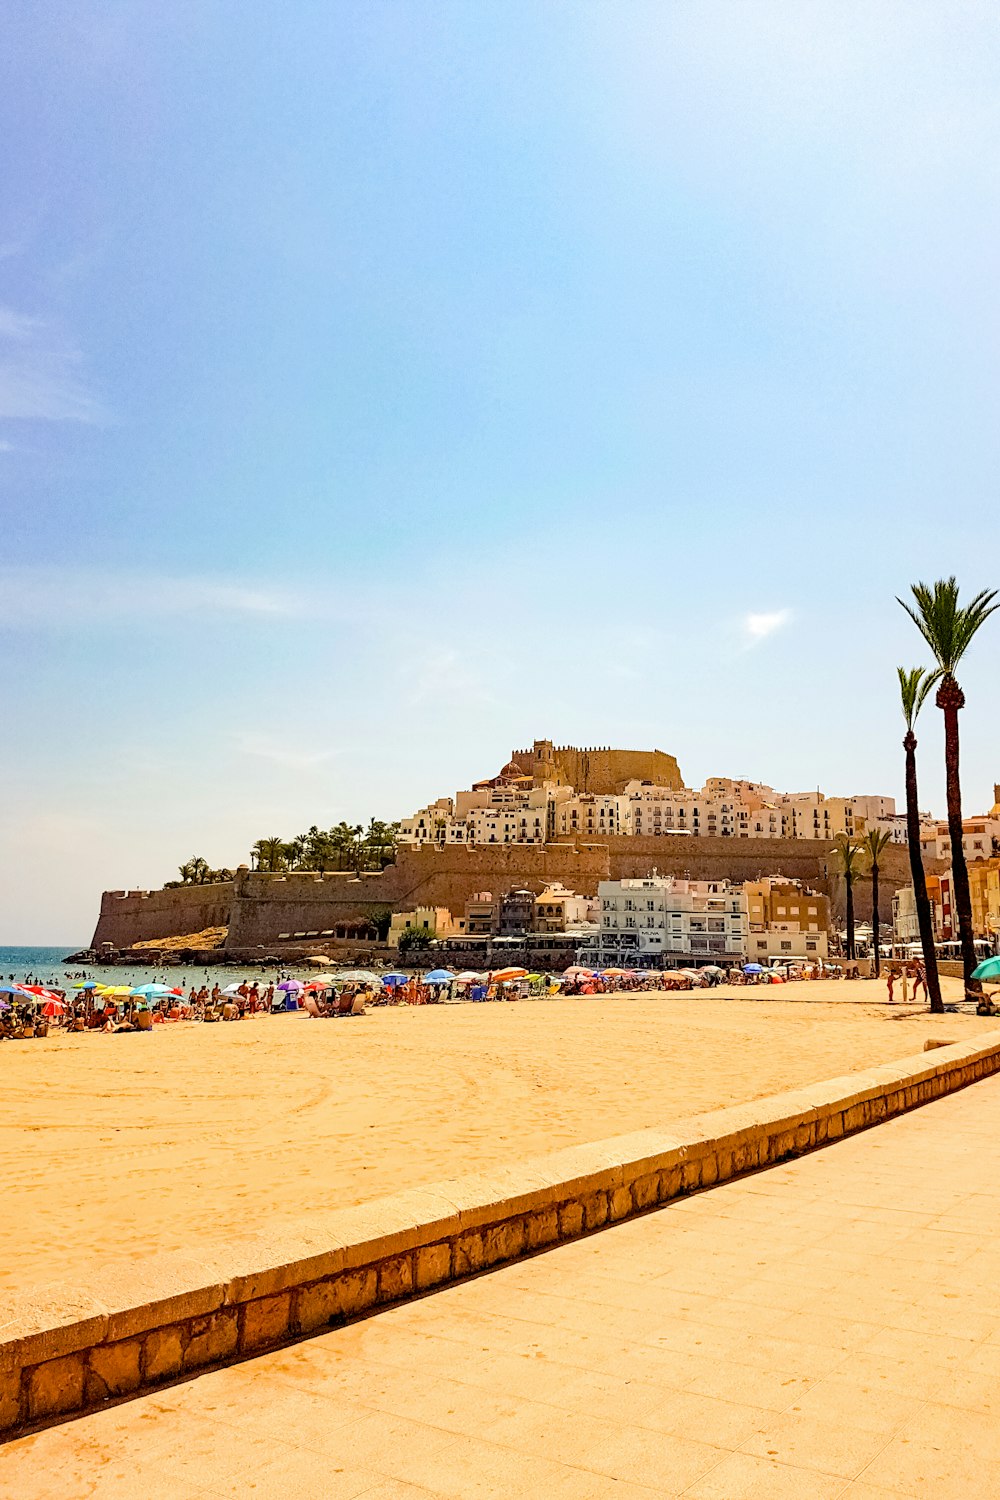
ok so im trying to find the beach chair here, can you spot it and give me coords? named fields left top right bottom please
left=336, top=991, right=354, bottom=1016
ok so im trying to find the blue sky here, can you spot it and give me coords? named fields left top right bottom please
left=2, top=1, right=999, bottom=942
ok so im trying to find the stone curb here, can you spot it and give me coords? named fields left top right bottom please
left=3, top=1030, right=1000, bottom=1438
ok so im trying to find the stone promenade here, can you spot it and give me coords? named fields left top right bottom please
left=6, top=1074, right=1000, bottom=1499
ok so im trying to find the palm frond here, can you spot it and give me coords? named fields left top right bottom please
left=897, top=665, right=941, bottom=728
left=898, top=577, right=999, bottom=675
left=861, top=826, right=892, bottom=861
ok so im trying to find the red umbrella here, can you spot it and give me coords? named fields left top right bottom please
left=23, top=986, right=64, bottom=1005
left=41, top=999, right=65, bottom=1016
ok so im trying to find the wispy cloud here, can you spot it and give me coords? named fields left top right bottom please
left=742, top=608, right=793, bottom=648
left=236, top=733, right=340, bottom=771
left=398, top=644, right=497, bottom=708
left=0, top=305, right=105, bottom=424
left=0, top=568, right=316, bottom=627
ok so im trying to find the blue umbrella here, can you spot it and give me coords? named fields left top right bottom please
left=382, top=974, right=409, bottom=986
left=972, top=956, right=1000, bottom=981
left=743, top=964, right=765, bottom=974
left=425, top=969, right=455, bottom=984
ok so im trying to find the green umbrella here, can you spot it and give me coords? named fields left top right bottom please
left=971, top=956, right=1000, bottom=981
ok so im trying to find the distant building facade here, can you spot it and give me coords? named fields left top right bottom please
left=597, top=877, right=747, bottom=966
left=743, top=877, right=830, bottom=963
left=396, top=740, right=902, bottom=852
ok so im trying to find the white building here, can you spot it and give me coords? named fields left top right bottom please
left=553, top=793, right=632, bottom=839
left=920, top=817, right=1000, bottom=864
left=399, top=771, right=900, bottom=850
left=598, top=877, right=747, bottom=965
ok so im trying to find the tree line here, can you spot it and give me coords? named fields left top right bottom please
left=166, top=820, right=400, bottom=887
left=833, top=576, right=996, bottom=1014
left=250, top=820, right=400, bottom=875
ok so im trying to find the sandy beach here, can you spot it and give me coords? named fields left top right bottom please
left=3, top=977, right=993, bottom=1296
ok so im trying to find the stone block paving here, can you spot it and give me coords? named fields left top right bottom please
left=6, top=1074, right=1000, bottom=1498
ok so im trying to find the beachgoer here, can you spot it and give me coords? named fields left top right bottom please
left=886, top=970, right=896, bottom=1004
left=912, top=962, right=926, bottom=1002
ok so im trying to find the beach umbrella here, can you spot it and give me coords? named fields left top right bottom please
left=332, top=970, right=381, bottom=985
left=562, top=966, right=594, bottom=979
left=22, top=986, right=64, bottom=1004
left=702, top=965, right=724, bottom=975
left=222, top=983, right=244, bottom=996
left=277, top=979, right=304, bottom=992
left=41, top=999, right=65, bottom=1016
left=424, top=969, right=455, bottom=984
left=131, top=984, right=175, bottom=998
left=743, top=964, right=765, bottom=975
left=600, top=967, right=630, bottom=977
left=381, top=973, right=409, bottom=986
left=71, top=980, right=100, bottom=990
left=490, top=967, right=527, bottom=982
left=972, top=956, right=1000, bottom=981
left=304, top=955, right=331, bottom=967
left=0, top=985, right=28, bottom=995
left=101, top=985, right=134, bottom=998
left=452, top=971, right=483, bottom=983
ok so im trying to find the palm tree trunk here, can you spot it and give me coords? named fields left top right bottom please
left=938, top=677, right=981, bottom=991
left=871, top=861, right=880, bottom=978
left=905, top=731, right=943, bottom=1013
left=846, top=873, right=855, bottom=960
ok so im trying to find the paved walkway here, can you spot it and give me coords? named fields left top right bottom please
left=7, top=1076, right=1000, bottom=1499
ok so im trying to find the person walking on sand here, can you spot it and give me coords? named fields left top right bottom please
left=912, top=961, right=926, bottom=1003
left=887, top=969, right=896, bottom=1004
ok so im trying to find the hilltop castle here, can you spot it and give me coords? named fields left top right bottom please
left=477, top=739, right=685, bottom=796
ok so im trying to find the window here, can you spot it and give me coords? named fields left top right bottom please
left=780, top=941, right=792, bottom=951
left=806, top=940, right=817, bottom=951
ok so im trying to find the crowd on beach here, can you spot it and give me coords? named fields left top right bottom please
left=0, top=956, right=881, bottom=1040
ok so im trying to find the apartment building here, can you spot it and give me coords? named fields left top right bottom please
left=743, top=877, right=830, bottom=962
left=598, top=877, right=747, bottom=965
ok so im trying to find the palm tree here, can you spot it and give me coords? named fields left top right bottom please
left=833, top=834, right=865, bottom=960
left=899, top=667, right=944, bottom=1013
left=251, top=836, right=286, bottom=873
left=283, top=834, right=308, bottom=869
left=899, top=578, right=998, bottom=991
left=861, top=827, right=892, bottom=979
left=329, top=822, right=357, bottom=871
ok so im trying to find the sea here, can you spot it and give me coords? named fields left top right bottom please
left=0, top=946, right=314, bottom=990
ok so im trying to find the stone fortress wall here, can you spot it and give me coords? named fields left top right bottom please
left=91, top=883, right=234, bottom=950
left=91, top=837, right=919, bottom=952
